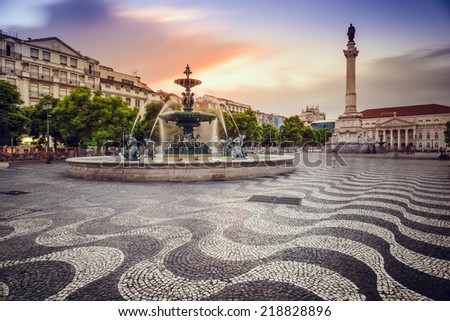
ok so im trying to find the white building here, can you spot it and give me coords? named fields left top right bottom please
left=1, top=30, right=101, bottom=105
left=196, top=94, right=251, bottom=114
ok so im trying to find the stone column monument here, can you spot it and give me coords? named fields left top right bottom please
left=333, top=24, right=363, bottom=152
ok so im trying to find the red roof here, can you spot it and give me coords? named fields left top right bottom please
left=361, top=104, right=450, bottom=118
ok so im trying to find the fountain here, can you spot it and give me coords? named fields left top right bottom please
left=66, top=65, right=296, bottom=181
left=158, top=65, right=216, bottom=160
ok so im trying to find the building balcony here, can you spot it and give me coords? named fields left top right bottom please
left=0, top=67, right=22, bottom=76
left=84, top=69, right=100, bottom=77
left=0, top=49, right=22, bottom=60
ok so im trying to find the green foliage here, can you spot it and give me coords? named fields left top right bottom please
left=316, top=127, right=333, bottom=145
left=51, top=87, right=137, bottom=148
left=0, top=80, right=28, bottom=146
left=261, top=123, right=279, bottom=146
left=280, top=115, right=304, bottom=146
left=133, top=100, right=165, bottom=144
left=301, top=126, right=318, bottom=145
left=24, top=96, right=61, bottom=149
left=445, top=121, right=450, bottom=145
left=225, top=109, right=262, bottom=142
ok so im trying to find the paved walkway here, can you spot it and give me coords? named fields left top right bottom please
left=0, top=156, right=449, bottom=300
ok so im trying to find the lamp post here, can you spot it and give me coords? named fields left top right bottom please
left=279, top=128, right=283, bottom=155
left=44, top=99, right=53, bottom=164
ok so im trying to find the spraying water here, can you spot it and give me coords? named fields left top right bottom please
left=131, top=101, right=147, bottom=134
left=217, top=108, right=228, bottom=138
left=149, top=100, right=175, bottom=139
left=225, top=105, right=240, bottom=136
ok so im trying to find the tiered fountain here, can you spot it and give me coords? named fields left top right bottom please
left=158, top=65, right=216, bottom=160
left=66, top=65, right=296, bottom=181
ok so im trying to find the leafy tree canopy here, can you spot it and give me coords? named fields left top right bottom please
left=225, top=109, right=262, bottom=142
left=0, top=80, right=28, bottom=146
left=280, top=115, right=304, bottom=146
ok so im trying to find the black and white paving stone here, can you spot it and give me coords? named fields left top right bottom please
left=0, top=156, right=449, bottom=301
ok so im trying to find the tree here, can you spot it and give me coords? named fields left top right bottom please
left=89, top=93, right=137, bottom=146
left=51, top=87, right=92, bottom=152
left=445, top=121, right=450, bottom=146
left=24, top=96, right=61, bottom=150
left=51, top=87, right=137, bottom=153
left=316, top=127, right=333, bottom=146
left=0, top=80, right=28, bottom=146
left=261, top=123, right=279, bottom=146
left=279, top=115, right=304, bottom=146
left=134, top=100, right=165, bottom=144
left=225, top=109, right=262, bottom=142
left=301, top=126, right=318, bottom=146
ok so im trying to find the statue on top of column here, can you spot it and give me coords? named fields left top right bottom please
left=347, top=23, right=355, bottom=42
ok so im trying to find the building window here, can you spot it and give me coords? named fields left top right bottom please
left=115, top=86, right=121, bottom=90
left=6, top=42, right=15, bottom=57
left=105, top=84, right=111, bottom=89
left=59, top=87, right=67, bottom=98
left=122, top=79, right=134, bottom=86
left=30, top=65, right=39, bottom=78
left=60, top=55, right=67, bottom=65
left=418, top=133, right=422, bottom=139
left=42, top=85, right=51, bottom=96
left=434, top=119, right=439, bottom=122
left=60, top=71, right=68, bottom=83
left=5, top=60, right=15, bottom=73
left=88, top=63, right=94, bottom=74
left=70, top=58, right=77, bottom=68
left=426, top=119, right=431, bottom=122
left=42, top=67, right=51, bottom=81
left=426, top=132, right=430, bottom=140
left=418, top=142, right=422, bottom=148
left=135, top=99, right=140, bottom=107
left=125, top=98, right=131, bottom=105
left=435, top=132, right=439, bottom=139
left=30, top=48, right=39, bottom=59
left=107, top=76, right=114, bottom=81
left=435, top=142, right=439, bottom=148
left=87, top=77, right=94, bottom=88
left=70, top=73, right=77, bottom=85
left=30, top=83, right=38, bottom=97
left=426, top=142, right=430, bottom=148
left=418, top=120, right=423, bottom=123
left=43, top=51, right=51, bottom=61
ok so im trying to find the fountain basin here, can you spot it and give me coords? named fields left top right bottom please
left=66, top=155, right=295, bottom=181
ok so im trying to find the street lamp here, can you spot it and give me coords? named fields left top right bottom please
left=279, top=128, right=283, bottom=155
left=44, top=99, right=53, bottom=164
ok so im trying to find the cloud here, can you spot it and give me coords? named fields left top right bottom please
left=116, top=6, right=207, bottom=23
left=0, top=0, right=63, bottom=28
left=358, top=46, right=450, bottom=109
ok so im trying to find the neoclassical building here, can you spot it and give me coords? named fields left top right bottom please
left=359, top=104, right=450, bottom=150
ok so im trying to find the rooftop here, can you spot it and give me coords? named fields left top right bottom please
left=361, top=104, right=450, bottom=118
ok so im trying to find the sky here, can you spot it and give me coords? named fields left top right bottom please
left=1, top=0, right=450, bottom=118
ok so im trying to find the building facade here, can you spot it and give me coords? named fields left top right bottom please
left=0, top=30, right=160, bottom=109
left=1, top=30, right=102, bottom=105
left=100, top=66, right=159, bottom=109
left=360, top=104, right=450, bottom=150
left=254, top=110, right=285, bottom=128
left=196, top=94, right=251, bottom=114
left=311, top=119, right=336, bottom=131
left=299, top=105, right=326, bottom=126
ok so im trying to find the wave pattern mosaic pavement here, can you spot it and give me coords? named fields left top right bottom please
left=0, top=157, right=449, bottom=301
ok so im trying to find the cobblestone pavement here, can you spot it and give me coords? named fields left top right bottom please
left=0, top=156, right=449, bottom=301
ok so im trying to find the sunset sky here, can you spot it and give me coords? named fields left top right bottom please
left=1, top=0, right=449, bottom=118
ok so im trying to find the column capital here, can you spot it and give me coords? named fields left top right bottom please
left=344, top=47, right=359, bottom=59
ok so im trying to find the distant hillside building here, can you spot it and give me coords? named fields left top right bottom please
left=196, top=94, right=251, bottom=114
left=299, top=105, right=326, bottom=126
left=254, top=110, right=284, bottom=129
left=311, top=119, right=335, bottom=131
